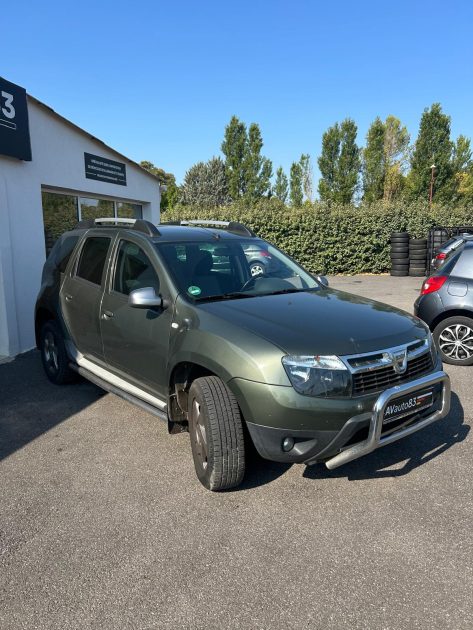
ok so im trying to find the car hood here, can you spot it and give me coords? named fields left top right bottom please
left=197, top=288, right=428, bottom=356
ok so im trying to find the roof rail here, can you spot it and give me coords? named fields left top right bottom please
left=76, top=217, right=160, bottom=237
left=178, top=219, right=256, bottom=237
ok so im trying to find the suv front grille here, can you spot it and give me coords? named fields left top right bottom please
left=352, top=352, right=434, bottom=395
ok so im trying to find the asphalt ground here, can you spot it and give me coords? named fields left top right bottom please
left=1, top=275, right=472, bottom=629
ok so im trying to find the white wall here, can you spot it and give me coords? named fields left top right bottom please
left=0, top=98, right=161, bottom=357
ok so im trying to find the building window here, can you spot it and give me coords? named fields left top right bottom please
left=117, top=201, right=142, bottom=219
left=42, top=192, right=79, bottom=256
left=42, top=191, right=144, bottom=256
left=80, top=197, right=114, bottom=221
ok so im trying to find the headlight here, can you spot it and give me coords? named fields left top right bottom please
left=282, top=355, right=351, bottom=397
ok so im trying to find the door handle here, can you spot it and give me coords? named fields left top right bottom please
left=65, top=294, right=73, bottom=302
left=102, top=310, right=114, bottom=319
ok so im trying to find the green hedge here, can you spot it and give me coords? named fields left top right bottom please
left=164, top=200, right=473, bottom=275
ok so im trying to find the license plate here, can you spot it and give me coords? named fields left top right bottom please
left=383, top=389, right=434, bottom=425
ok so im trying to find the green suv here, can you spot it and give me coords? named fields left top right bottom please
left=35, top=218, right=451, bottom=490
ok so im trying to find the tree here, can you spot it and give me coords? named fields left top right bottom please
left=180, top=157, right=230, bottom=207
left=290, top=161, right=303, bottom=207
left=383, top=116, right=410, bottom=202
left=408, top=103, right=454, bottom=202
left=221, top=116, right=247, bottom=200
left=299, top=154, right=313, bottom=201
left=318, top=119, right=360, bottom=203
left=452, top=135, right=472, bottom=173
left=273, top=167, right=288, bottom=203
left=243, top=123, right=273, bottom=201
left=140, top=160, right=178, bottom=211
left=362, top=117, right=385, bottom=202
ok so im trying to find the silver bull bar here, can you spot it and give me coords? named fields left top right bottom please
left=325, top=370, right=451, bottom=470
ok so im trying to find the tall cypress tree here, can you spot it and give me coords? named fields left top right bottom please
left=274, top=167, right=288, bottom=203
left=408, top=103, right=453, bottom=202
left=318, top=119, right=360, bottom=203
left=362, top=117, right=386, bottom=202
left=290, top=162, right=303, bottom=207
left=221, top=116, right=247, bottom=200
left=244, top=123, right=272, bottom=201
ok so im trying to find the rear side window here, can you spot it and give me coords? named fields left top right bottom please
left=57, top=235, right=80, bottom=273
left=76, top=237, right=111, bottom=285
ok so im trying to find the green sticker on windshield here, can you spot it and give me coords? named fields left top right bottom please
left=187, top=285, right=202, bottom=296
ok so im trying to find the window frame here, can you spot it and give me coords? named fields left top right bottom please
left=73, top=235, right=112, bottom=287
left=108, top=237, right=162, bottom=299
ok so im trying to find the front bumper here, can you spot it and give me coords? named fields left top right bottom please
left=245, top=370, right=450, bottom=468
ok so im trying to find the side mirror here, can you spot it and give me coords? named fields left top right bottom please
left=316, top=275, right=329, bottom=287
left=129, top=287, right=167, bottom=309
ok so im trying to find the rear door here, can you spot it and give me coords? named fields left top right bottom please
left=100, top=236, right=173, bottom=398
left=61, top=234, right=113, bottom=361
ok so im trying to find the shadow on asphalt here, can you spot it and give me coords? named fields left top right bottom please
left=0, top=351, right=105, bottom=461
left=302, top=391, right=468, bottom=481
left=239, top=391, right=468, bottom=488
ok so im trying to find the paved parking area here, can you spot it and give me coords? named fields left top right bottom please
left=1, top=275, right=472, bottom=629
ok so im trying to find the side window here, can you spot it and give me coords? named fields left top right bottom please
left=76, top=237, right=111, bottom=285
left=113, top=241, right=160, bottom=296
left=57, top=235, right=80, bottom=273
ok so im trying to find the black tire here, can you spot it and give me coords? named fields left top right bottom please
left=409, top=238, right=427, bottom=246
left=409, top=270, right=426, bottom=277
left=39, top=320, right=77, bottom=385
left=433, top=316, right=473, bottom=366
left=391, top=232, right=409, bottom=238
left=409, top=253, right=427, bottom=260
left=390, top=269, right=408, bottom=276
left=390, top=253, right=409, bottom=260
left=188, top=376, right=245, bottom=491
left=390, top=245, right=409, bottom=253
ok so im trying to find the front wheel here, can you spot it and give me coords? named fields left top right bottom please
left=188, top=376, right=245, bottom=491
left=433, top=316, right=473, bottom=366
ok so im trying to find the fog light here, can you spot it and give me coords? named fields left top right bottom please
left=282, top=437, right=294, bottom=452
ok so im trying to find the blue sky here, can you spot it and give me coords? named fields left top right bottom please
left=3, top=0, right=473, bottom=185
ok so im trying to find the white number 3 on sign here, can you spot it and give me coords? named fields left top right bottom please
left=1, top=91, right=16, bottom=119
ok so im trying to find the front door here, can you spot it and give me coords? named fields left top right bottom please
left=61, top=235, right=112, bottom=361
left=100, top=238, right=172, bottom=399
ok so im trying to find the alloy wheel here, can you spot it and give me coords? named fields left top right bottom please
left=439, top=324, right=473, bottom=360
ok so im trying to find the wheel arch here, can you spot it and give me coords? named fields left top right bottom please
left=429, top=308, right=473, bottom=333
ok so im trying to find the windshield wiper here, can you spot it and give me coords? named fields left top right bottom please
left=263, top=287, right=319, bottom=296
left=196, top=291, right=257, bottom=303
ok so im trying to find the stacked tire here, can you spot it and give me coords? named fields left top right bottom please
left=390, top=232, right=409, bottom=276
left=409, top=238, right=427, bottom=277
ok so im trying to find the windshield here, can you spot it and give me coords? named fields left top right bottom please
left=156, top=239, right=319, bottom=301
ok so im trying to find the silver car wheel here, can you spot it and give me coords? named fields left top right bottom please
left=250, top=263, right=264, bottom=277
left=439, top=324, right=473, bottom=360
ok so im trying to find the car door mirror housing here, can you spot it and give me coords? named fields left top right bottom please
left=128, top=287, right=167, bottom=309
left=315, top=275, right=329, bottom=287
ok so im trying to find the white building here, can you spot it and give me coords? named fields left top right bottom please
left=0, top=77, right=161, bottom=359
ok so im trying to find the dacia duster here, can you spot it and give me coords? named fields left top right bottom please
left=36, top=218, right=451, bottom=490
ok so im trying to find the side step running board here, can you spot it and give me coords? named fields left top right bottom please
left=70, top=363, right=168, bottom=422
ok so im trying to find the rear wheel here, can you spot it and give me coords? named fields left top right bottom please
left=188, top=376, right=245, bottom=491
left=433, top=316, right=473, bottom=365
left=40, top=320, right=77, bottom=384
left=250, top=262, right=265, bottom=277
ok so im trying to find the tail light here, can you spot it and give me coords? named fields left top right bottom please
left=421, top=275, right=447, bottom=295
left=259, top=250, right=271, bottom=258
left=435, top=253, right=447, bottom=261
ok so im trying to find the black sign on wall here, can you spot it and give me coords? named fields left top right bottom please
left=0, top=77, right=32, bottom=161
left=84, top=152, right=127, bottom=186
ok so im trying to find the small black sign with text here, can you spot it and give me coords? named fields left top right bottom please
left=84, top=152, right=127, bottom=186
